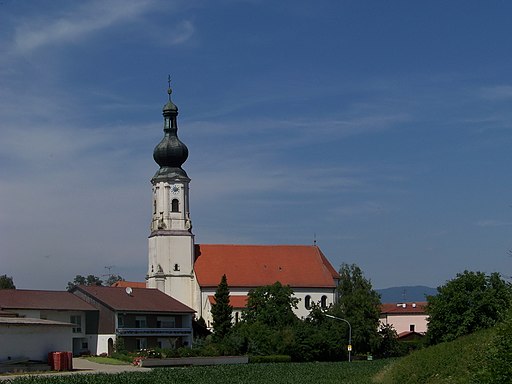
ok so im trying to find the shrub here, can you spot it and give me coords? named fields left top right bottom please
left=249, top=355, right=292, bottom=363
left=476, top=310, right=512, bottom=383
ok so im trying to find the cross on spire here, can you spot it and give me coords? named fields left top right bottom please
left=167, top=75, right=172, bottom=100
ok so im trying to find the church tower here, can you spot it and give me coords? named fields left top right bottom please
left=146, top=79, right=195, bottom=308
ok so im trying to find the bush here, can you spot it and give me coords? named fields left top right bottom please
left=110, top=352, right=134, bottom=363
left=249, top=355, right=292, bottom=363
left=476, top=310, right=512, bottom=383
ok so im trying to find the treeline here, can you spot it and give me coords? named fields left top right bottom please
left=201, top=263, right=402, bottom=361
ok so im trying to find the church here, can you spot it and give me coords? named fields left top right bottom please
left=143, top=83, right=340, bottom=327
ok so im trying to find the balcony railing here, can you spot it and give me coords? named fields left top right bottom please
left=116, top=327, right=192, bottom=337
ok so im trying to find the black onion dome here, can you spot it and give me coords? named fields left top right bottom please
left=152, top=83, right=190, bottom=182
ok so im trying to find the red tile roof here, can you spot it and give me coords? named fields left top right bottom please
left=380, top=302, right=427, bottom=315
left=111, top=281, right=146, bottom=288
left=0, top=289, right=96, bottom=311
left=73, top=286, right=195, bottom=313
left=208, top=295, right=248, bottom=309
left=194, top=244, right=339, bottom=288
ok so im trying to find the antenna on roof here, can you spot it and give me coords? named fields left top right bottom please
left=313, top=233, right=317, bottom=246
left=125, top=287, right=133, bottom=296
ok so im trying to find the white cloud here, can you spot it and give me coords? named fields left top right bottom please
left=475, top=219, right=512, bottom=228
left=168, top=20, right=196, bottom=45
left=480, top=85, right=512, bottom=100
left=13, top=0, right=156, bottom=54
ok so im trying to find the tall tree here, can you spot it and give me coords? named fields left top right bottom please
left=243, top=281, right=299, bottom=328
left=105, top=274, right=124, bottom=286
left=0, top=274, right=15, bottom=289
left=211, top=274, right=233, bottom=341
left=330, top=263, right=381, bottom=354
left=67, top=274, right=104, bottom=290
left=426, top=270, right=512, bottom=344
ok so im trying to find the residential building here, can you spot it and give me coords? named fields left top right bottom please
left=0, top=289, right=96, bottom=356
left=380, top=302, right=428, bottom=338
left=70, top=285, right=195, bottom=355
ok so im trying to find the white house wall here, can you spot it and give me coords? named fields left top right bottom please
left=0, top=324, right=72, bottom=362
left=380, top=314, right=428, bottom=334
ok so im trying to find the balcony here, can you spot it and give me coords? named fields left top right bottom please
left=116, top=327, right=192, bottom=337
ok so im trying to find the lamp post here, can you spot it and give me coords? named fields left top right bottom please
left=325, top=314, right=352, bottom=362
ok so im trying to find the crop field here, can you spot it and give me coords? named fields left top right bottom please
left=4, top=360, right=391, bottom=384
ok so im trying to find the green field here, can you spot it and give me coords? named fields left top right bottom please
left=4, top=361, right=390, bottom=384
left=4, top=326, right=507, bottom=384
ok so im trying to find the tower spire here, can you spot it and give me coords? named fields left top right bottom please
left=152, top=77, right=189, bottom=182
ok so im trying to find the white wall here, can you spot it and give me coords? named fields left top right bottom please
left=380, top=314, right=428, bottom=334
left=94, top=334, right=116, bottom=355
left=0, top=324, right=72, bottom=362
left=199, top=287, right=337, bottom=328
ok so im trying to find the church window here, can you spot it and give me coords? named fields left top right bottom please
left=153, top=200, right=157, bottom=214
left=305, top=295, right=311, bottom=310
left=321, top=295, right=328, bottom=309
left=174, top=263, right=180, bottom=271
left=171, top=199, right=179, bottom=212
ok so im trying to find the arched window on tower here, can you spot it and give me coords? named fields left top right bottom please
left=321, top=295, right=328, bottom=309
left=305, top=295, right=312, bottom=310
left=171, top=199, right=179, bottom=212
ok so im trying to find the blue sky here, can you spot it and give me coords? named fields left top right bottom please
left=1, top=0, right=512, bottom=291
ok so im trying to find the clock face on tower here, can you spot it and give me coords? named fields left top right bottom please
left=171, top=184, right=180, bottom=194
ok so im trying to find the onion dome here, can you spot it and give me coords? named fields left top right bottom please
left=152, top=78, right=190, bottom=182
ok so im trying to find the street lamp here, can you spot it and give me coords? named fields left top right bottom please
left=325, top=314, right=352, bottom=362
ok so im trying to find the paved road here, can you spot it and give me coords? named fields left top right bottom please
left=0, top=358, right=152, bottom=381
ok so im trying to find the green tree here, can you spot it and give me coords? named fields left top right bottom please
left=330, top=263, right=381, bottom=355
left=105, top=274, right=124, bottom=286
left=478, top=309, right=512, bottom=383
left=211, top=274, right=233, bottom=341
left=375, top=324, right=405, bottom=358
left=67, top=274, right=104, bottom=290
left=0, top=274, right=15, bottom=289
left=426, top=270, right=512, bottom=345
left=243, top=281, right=299, bottom=328
left=291, top=303, right=348, bottom=361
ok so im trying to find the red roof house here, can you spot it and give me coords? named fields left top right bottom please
left=380, top=302, right=428, bottom=336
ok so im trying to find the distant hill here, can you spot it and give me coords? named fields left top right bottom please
left=377, top=285, right=437, bottom=303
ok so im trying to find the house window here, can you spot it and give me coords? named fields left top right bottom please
left=235, top=312, right=239, bottom=323
left=410, top=324, right=415, bottom=332
left=70, top=315, right=82, bottom=333
left=305, top=295, right=312, bottom=310
left=136, top=338, right=147, bottom=350
left=135, top=316, right=147, bottom=328
left=118, top=314, right=124, bottom=328
left=171, top=199, right=179, bottom=212
left=157, top=316, right=176, bottom=328
left=321, top=295, right=328, bottom=309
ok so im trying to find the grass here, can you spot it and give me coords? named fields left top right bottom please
left=82, top=356, right=130, bottom=365
left=376, top=328, right=494, bottom=384
left=3, top=360, right=391, bottom=384
left=3, top=328, right=501, bottom=384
